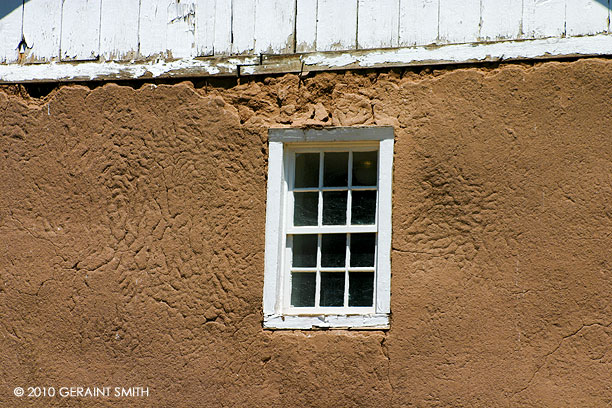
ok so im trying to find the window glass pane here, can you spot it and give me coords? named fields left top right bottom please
left=292, top=234, right=318, bottom=267
left=322, top=191, right=347, bottom=225
left=351, top=190, right=376, bottom=225
left=294, top=192, right=318, bottom=226
left=352, top=151, right=378, bottom=186
left=320, top=272, right=345, bottom=307
left=321, top=234, right=346, bottom=267
left=323, top=152, right=348, bottom=187
left=348, top=272, right=374, bottom=306
left=291, top=272, right=316, bottom=307
left=350, top=233, right=376, bottom=267
left=295, top=153, right=319, bottom=188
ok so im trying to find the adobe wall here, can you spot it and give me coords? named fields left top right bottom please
left=1, top=58, right=612, bottom=407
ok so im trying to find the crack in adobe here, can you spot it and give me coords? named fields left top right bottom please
left=513, top=321, right=612, bottom=396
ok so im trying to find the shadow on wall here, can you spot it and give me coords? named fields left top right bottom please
left=0, top=0, right=22, bottom=22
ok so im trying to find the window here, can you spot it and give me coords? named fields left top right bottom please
left=263, top=127, right=394, bottom=329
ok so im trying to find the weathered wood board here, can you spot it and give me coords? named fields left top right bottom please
left=232, top=0, right=256, bottom=54
left=296, top=0, right=318, bottom=53
left=0, top=0, right=23, bottom=64
left=0, top=0, right=611, bottom=72
left=438, top=0, right=480, bottom=44
left=316, top=0, right=358, bottom=51
left=254, top=0, right=295, bottom=54
left=139, top=0, right=169, bottom=58
left=523, top=0, right=567, bottom=39
left=399, top=0, right=438, bottom=46
left=480, top=0, right=522, bottom=41
left=23, top=0, right=62, bottom=63
left=358, top=0, right=399, bottom=49
left=60, top=0, right=102, bottom=61
left=100, top=0, right=139, bottom=61
left=566, top=0, right=609, bottom=37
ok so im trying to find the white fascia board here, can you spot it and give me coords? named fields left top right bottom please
left=0, top=56, right=259, bottom=83
left=2, top=34, right=612, bottom=83
left=245, top=34, right=612, bottom=74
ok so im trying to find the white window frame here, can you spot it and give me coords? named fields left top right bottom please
left=263, top=127, right=394, bottom=330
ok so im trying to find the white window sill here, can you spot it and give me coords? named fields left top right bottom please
left=263, top=314, right=389, bottom=330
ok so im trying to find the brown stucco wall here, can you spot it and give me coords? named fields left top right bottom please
left=1, top=58, right=612, bottom=407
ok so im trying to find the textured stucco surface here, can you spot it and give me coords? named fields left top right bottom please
left=1, top=58, right=612, bottom=407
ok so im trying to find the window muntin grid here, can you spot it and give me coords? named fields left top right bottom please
left=283, top=146, right=379, bottom=314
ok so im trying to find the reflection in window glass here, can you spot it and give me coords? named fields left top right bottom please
left=323, top=191, right=347, bottom=225
left=323, top=152, right=348, bottom=187
left=294, top=192, right=318, bottom=226
left=352, top=151, right=377, bottom=186
left=295, top=153, right=320, bottom=188
left=350, top=233, right=376, bottom=267
left=351, top=190, right=376, bottom=225
left=321, top=234, right=346, bottom=267
left=320, top=272, right=345, bottom=306
left=349, top=272, right=374, bottom=306
left=292, top=234, right=318, bottom=267
left=291, top=272, right=316, bottom=307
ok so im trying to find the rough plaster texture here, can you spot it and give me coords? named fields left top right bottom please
left=1, top=58, right=612, bottom=407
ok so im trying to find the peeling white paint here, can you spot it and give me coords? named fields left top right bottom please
left=22, top=0, right=62, bottom=63
left=302, top=54, right=357, bottom=67
left=299, top=34, right=612, bottom=69
left=1, top=0, right=612, bottom=67
left=60, top=0, right=101, bottom=61
left=263, top=314, right=390, bottom=330
left=0, top=57, right=251, bottom=83
left=2, top=34, right=612, bottom=83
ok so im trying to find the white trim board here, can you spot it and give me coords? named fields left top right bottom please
left=263, top=127, right=394, bottom=330
left=2, top=34, right=612, bottom=83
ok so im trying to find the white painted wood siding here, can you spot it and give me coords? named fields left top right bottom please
left=194, top=0, right=216, bottom=56
left=232, top=0, right=255, bottom=54
left=254, top=0, right=295, bottom=54
left=60, top=0, right=102, bottom=61
left=316, top=0, right=358, bottom=51
left=296, top=0, right=317, bottom=52
left=22, top=0, right=62, bottom=63
left=566, top=0, right=610, bottom=36
left=357, top=0, right=399, bottom=49
left=99, top=0, right=139, bottom=61
left=398, top=0, right=438, bottom=46
left=480, top=0, right=523, bottom=41
left=438, top=0, right=480, bottom=44
left=523, top=0, right=567, bottom=39
left=165, top=0, right=197, bottom=59
left=0, top=0, right=23, bottom=64
left=1, top=0, right=612, bottom=73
